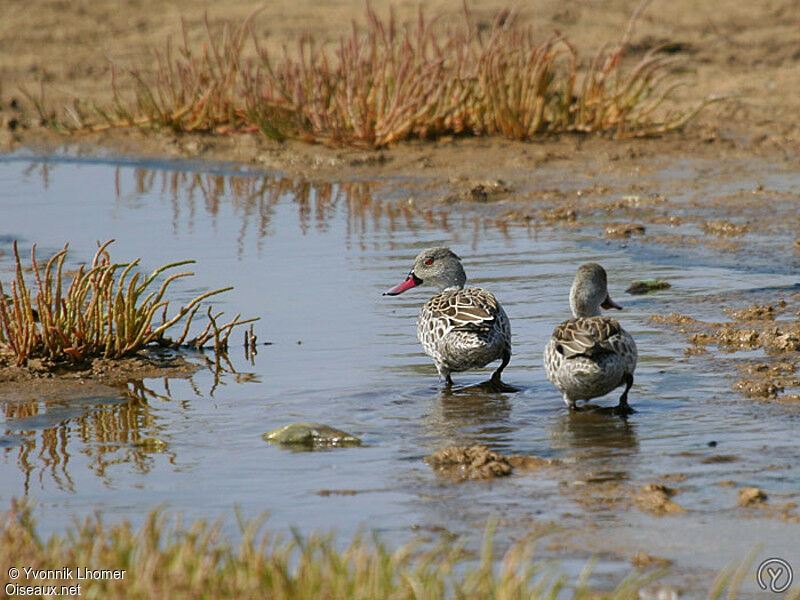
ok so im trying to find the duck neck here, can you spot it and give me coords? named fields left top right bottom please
left=434, top=267, right=466, bottom=292
left=569, top=287, right=601, bottom=317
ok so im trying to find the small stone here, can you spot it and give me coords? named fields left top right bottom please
left=626, top=279, right=671, bottom=295
left=631, top=551, right=673, bottom=568
left=700, top=220, right=748, bottom=237
left=738, top=486, right=767, bottom=506
left=263, top=423, right=361, bottom=448
left=540, top=206, right=577, bottom=222
left=132, top=437, right=168, bottom=453
left=725, top=304, right=776, bottom=321
left=605, top=223, right=646, bottom=239
left=701, top=454, right=738, bottom=464
left=635, top=483, right=685, bottom=515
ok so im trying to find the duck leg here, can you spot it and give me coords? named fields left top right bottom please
left=614, top=373, right=635, bottom=416
left=490, top=350, right=511, bottom=384
left=487, top=351, right=519, bottom=392
left=436, top=363, right=454, bottom=387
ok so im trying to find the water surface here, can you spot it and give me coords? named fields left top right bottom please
left=0, top=155, right=798, bottom=591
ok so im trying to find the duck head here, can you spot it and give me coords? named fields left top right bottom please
left=569, top=263, right=622, bottom=317
left=384, top=247, right=467, bottom=295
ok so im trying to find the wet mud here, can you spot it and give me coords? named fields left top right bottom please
left=425, top=444, right=553, bottom=482
left=653, top=302, right=800, bottom=403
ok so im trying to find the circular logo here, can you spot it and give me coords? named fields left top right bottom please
left=757, top=558, right=793, bottom=594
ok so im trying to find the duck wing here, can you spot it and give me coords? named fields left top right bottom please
left=552, top=317, right=621, bottom=358
left=428, top=288, right=503, bottom=333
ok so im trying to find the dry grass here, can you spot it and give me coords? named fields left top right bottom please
left=2, top=500, right=776, bottom=600
left=0, top=241, right=256, bottom=366
left=64, top=5, right=718, bottom=147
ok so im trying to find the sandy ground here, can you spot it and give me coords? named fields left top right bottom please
left=0, top=0, right=799, bottom=177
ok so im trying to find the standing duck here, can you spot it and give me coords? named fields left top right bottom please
left=384, top=247, right=511, bottom=386
left=543, top=263, right=637, bottom=414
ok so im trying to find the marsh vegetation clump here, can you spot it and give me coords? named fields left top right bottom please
left=63, top=5, right=718, bottom=147
left=0, top=241, right=256, bottom=366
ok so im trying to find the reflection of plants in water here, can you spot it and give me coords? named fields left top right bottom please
left=4, top=398, right=75, bottom=494
left=1, top=354, right=256, bottom=492
left=0, top=240, right=257, bottom=365
left=77, top=390, right=174, bottom=480
left=123, top=167, right=453, bottom=243
left=3, top=393, right=168, bottom=493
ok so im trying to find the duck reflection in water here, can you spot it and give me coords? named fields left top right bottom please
left=423, top=384, right=514, bottom=448
left=549, top=409, right=639, bottom=486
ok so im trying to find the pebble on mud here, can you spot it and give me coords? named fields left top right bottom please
left=699, top=220, right=748, bottom=237
left=263, top=423, right=362, bottom=448
left=734, top=379, right=783, bottom=399
left=649, top=313, right=703, bottom=328
left=443, top=179, right=511, bottom=204
left=625, top=279, right=671, bottom=295
left=132, top=437, right=168, bottom=453
left=425, top=445, right=550, bottom=482
left=716, top=324, right=800, bottom=353
left=605, top=223, right=646, bottom=239
left=635, top=483, right=685, bottom=515
left=539, top=206, right=578, bottom=223
left=738, top=486, right=767, bottom=506
left=701, top=454, right=738, bottom=464
left=631, top=551, right=673, bottom=568
left=725, top=304, right=777, bottom=321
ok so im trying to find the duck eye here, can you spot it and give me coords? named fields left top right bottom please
left=425, top=258, right=434, bottom=266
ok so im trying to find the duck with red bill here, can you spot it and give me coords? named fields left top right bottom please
left=381, top=247, right=512, bottom=387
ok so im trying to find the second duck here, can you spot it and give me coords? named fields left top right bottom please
left=384, top=247, right=511, bottom=386
left=543, top=263, right=637, bottom=414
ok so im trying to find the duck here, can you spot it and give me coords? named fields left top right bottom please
left=384, top=247, right=511, bottom=386
left=543, top=263, right=637, bottom=414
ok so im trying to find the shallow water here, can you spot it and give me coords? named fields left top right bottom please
left=0, top=154, right=799, bottom=592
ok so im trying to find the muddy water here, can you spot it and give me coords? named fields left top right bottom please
left=0, top=155, right=799, bottom=591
